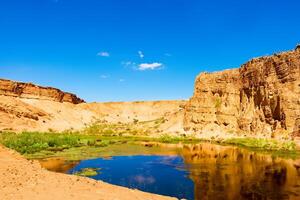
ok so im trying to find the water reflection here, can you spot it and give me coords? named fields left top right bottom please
left=131, top=175, right=156, bottom=184
left=39, top=158, right=79, bottom=173
left=39, top=143, right=300, bottom=200
left=181, top=144, right=300, bottom=200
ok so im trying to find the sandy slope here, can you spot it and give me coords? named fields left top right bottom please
left=0, top=146, right=176, bottom=200
left=0, top=95, right=185, bottom=199
left=0, top=95, right=186, bottom=133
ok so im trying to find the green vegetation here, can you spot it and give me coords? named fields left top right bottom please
left=158, top=134, right=183, bottom=143
left=26, top=142, right=182, bottom=160
left=83, top=122, right=147, bottom=136
left=0, top=131, right=196, bottom=154
left=74, top=168, right=100, bottom=177
left=215, top=97, right=222, bottom=108
left=223, top=138, right=296, bottom=151
left=0, top=121, right=298, bottom=160
left=0, top=129, right=200, bottom=158
left=0, top=131, right=111, bottom=154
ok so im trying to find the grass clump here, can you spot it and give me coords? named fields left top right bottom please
left=215, top=97, right=222, bottom=109
left=74, top=168, right=100, bottom=177
left=157, top=133, right=201, bottom=144
left=158, top=134, right=184, bottom=143
left=224, top=138, right=296, bottom=151
left=0, top=132, right=75, bottom=154
left=0, top=132, right=99, bottom=154
left=0, top=131, right=150, bottom=155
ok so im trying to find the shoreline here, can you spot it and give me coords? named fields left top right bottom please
left=0, top=145, right=176, bottom=200
left=1, top=131, right=299, bottom=159
left=1, top=133, right=299, bottom=200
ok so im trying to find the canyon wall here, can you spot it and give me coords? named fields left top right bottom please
left=184, top=45, right=300, bottom=139
left=0, top=79, right=85, bottom=104
left=0, top=45, right=299, bottom=137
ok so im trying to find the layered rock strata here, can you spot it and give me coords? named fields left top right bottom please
left=184, top=45, right=300, bottom=138
left=0, top=79, right=84, bottom=104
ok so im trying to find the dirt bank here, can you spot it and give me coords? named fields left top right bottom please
left=0, top=146, right=176, bottom=200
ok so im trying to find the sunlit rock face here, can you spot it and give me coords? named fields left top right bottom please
left=0, top=79, right=85, bottom=104
left=184, top=69, right=241, bottom=137
left=184, top=46, right=300, bottom=138
left=180, top=143, right=300, bottom=200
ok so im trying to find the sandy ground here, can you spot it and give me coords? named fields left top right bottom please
left=0, top=146, right=176, bottom=200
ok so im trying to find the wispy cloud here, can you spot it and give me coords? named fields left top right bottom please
left=97, top=51, right=110, bottom=57
left=138, top=62, right=163, bottom=71
left=138, top=51, right=144, bottom=59
left=119, top=78, right=125, bottom=82
left=164, top=53, right=172, bottom=57
left=100, top=74, right=110, bottom=79
left=122, top=61, right=136, bottom=68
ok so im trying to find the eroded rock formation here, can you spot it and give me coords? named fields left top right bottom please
left=0, top=79, right=85, bottom=104
left=184, top=45, right=300, bottom=138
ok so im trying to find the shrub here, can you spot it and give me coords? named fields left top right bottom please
left=0, top=132, right=84, bottom=154
left=215, top=97, right=222, bottom=108
left=159, top=134, right=181, bottom=143
left=224, top=138, right=296, bottom=151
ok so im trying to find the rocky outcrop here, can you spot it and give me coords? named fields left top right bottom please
left=184, top=45, right=300, bottom=139
left=0, top=79, right=85, bottom=104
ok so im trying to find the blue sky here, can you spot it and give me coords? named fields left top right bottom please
left=1, top=0, right=300, bottom=102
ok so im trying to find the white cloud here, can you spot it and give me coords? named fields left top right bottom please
left=100, top=74, right=109, bottom=79
left=138, top=51, right=144, bottom=59
left=138, top=62, right=163, bottom=71
left=97, top=51, right=110, bottom=57
left=164, top=53, right=172, bottom=57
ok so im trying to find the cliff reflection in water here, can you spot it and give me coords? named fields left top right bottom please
left=38, top=143, right=300, bottom=200
left=181, top=143, right=300, bottom=200
left=39, top=158, right=79, bottom=173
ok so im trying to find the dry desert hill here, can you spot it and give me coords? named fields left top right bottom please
left=0, top=45, right=299, bottom=141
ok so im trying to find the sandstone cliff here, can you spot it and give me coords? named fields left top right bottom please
left=0, top=79, right=85, bottom=104
left=1, top=45, right=299, bottom=138
left=184, top=45, right=300, bottom=139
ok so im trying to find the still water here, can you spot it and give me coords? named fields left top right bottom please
left=39, top=143, right=300, bottom=200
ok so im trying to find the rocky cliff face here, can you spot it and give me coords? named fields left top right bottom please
left=184, top=45, right=300, bottom=139
left=0, top=79, right=85, bottom=104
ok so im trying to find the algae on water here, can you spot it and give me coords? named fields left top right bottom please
left=74, top=168, right=100, bottom=177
